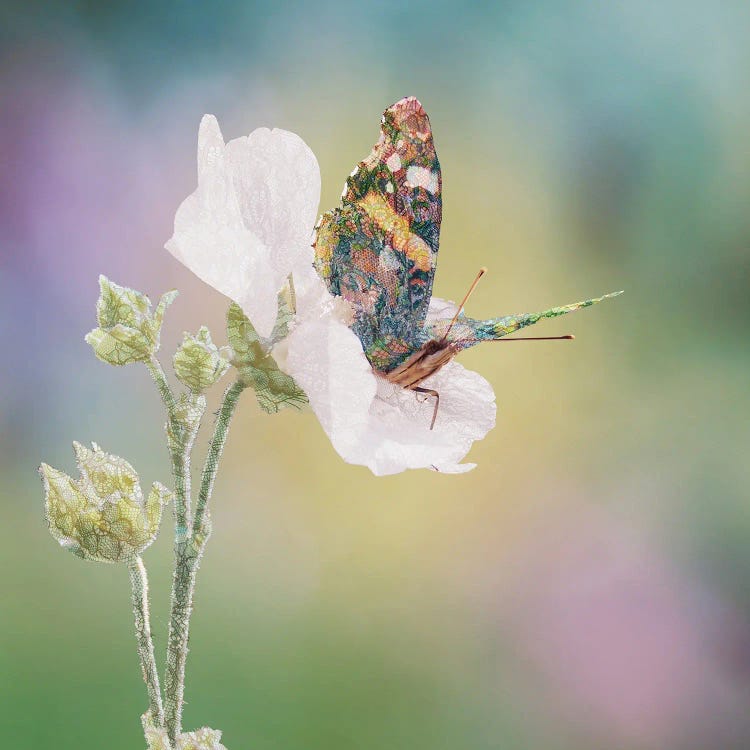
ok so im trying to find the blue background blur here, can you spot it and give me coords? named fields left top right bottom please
left=2, top=2, right=750, bottom=748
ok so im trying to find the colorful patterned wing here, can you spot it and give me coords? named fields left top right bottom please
left=313, top=97, right=442, bottom=372
left=427, top=292, right=624, bottom=352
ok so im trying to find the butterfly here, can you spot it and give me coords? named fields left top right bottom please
left=313, top=96, right=620, bottom=428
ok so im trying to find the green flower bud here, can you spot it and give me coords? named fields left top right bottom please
left=177, top=728, right=227, bottom=750
left=142, top=716, right=171, bottom=750
left=85, top=276, right=177, bottom=366
left=173, top=326, right=230, bottom=393
left=143, top=727, right=170, bottom=750
left=40, top=442, right=172, bottom=563
left=142, top=714, right=227, bottom=750
left=226, top=302, right=307, bottom=414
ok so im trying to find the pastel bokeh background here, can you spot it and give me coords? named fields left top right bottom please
left=2, top=2, right=750, bottom=748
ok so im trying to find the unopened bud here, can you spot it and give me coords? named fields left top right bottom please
left=40, top=442, right=171, bottom=563
left=173, top=327, right=229, bottom=393
left=85, top=276, right=177, bottom=366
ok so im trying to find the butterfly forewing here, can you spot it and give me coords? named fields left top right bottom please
left=313, top=96, right=442, bottom=372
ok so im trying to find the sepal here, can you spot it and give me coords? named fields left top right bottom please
left=226, top=301, right=307, bottom=414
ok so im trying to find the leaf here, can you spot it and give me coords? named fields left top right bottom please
left=85, top=324, right=153, bottom=366
left=226, top=302, right=308, bottom=414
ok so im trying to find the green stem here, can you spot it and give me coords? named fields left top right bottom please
left=164, top=536, right=199, bottom=744
left=147, top=356, right=192, bottom=537
left=172, top=396, right=202, bottom=541
left=128, top=557, right=164, bottom=726
left=147, top=355, right=178, bottom=418
left=193, top=380, right=246, bottom=536
left=164, top=380, right=246, bottom=744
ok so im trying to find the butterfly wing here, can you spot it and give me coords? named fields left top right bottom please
left=314, top=96, right=442, bottom=371
left=427, top=292, right=623, bottom=351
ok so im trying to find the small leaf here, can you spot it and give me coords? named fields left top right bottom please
left=85, top=324, right=153, bottom=366
left=152, top=289, right=179, bottom=336
left=226, top=302, right=265, bottom=362
left=268, top=283, right=295, bottom=344
left=96, top=275, right=150, bottom=329
left=237, top=359, right=308, bottom=414
left=226, top=303, right=308, bottom=414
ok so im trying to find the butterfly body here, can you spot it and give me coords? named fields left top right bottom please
left=384, top=337, right=459, bottom=389
left=313, top=96, right=620, bottom=425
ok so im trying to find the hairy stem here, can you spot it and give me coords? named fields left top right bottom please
left=164, top=536, right=200, bottom=744
left=147, top=355, right=177, bottom=417
left=164, top=380, right=246, bottom=744
left=128, top=557, right=164, bottom=726
left=193, top=380, right=246, bottom=536
left=147, top=356, right=193, bottom=537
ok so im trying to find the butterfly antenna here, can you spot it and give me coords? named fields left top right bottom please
left=458, top=334, right=575, bottom=345
left=491, top=334, right=575, bottom=342
left=440, top=267, right=487, bottom=343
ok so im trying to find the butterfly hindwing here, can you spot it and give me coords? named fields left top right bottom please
left=313, top=97, right=442, bottom=371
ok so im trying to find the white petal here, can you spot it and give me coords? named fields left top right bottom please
left=196, top=115, right=226, bottom=186
left=352, top=362, right=496, bottom=475
left=225, top=128, right=320, bottom=261
left=284, top=308, right=377, bottom=459
left=292, top=249, right=354, bottom=326
left=281, top=270, right=497, bottom=475
left=426, top=296, right=459, bottom=322
left=166, top=118, right=320, bottom=338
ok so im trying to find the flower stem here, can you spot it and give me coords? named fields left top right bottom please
left=193, top=380, right=247, bottom=536
left=147, top=355, right=178, bottom=417
left=146, top=356, right=193, bottom=537
left=128, top=556, right=164, bottom=726
left=164, top=536, right=199, bottom=744
left=164, top=379, right=246, bottom=744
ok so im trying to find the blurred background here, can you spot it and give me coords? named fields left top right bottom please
left=2, top=1, right=750, bottom=748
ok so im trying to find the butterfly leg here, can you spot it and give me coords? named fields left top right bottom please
left=413, top=386, right=440, bottom=430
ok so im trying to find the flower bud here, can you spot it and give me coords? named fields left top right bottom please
left=143, top=724, right=171, bottom=750
left=173, top=326, right=230, bottom=393
left=40, top=442, right=171, bottom=563
left=85, top=276, right=177, bottom=366
left=142, top=714, right=227, bottom=750
left=177, top=727, right=227, bottom=750
left=142, top=713, right=170, bottom=750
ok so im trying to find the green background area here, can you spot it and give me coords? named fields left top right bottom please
left=2, top=2, right=750, bottom=748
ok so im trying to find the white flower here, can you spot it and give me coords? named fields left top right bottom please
left=166, top=115, right=320, bottom=338
left=168, top=117, right=495, bottom=474
left=279, top=258, right=496, bottom=475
